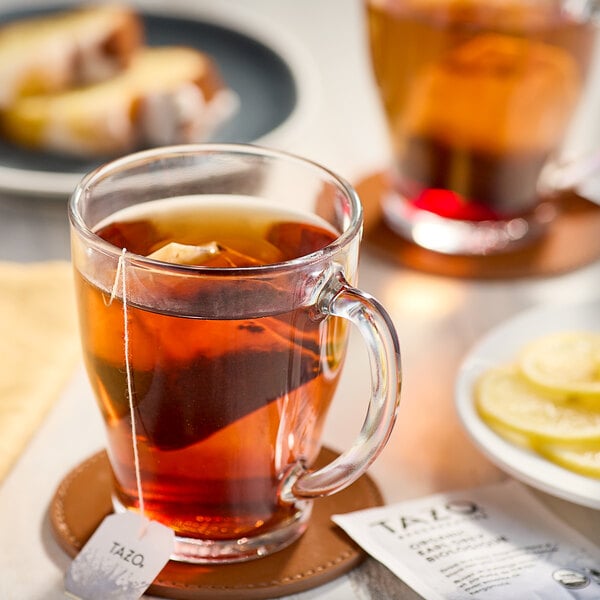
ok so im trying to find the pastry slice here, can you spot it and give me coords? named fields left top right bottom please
left=0, top=46, right=238, bottom=157
left=0, top=4, right=143, bottom=108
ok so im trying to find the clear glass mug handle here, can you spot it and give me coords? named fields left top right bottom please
left=538, top=151, right=600, bottom=206
left=282, top=272, right=401, bottom=501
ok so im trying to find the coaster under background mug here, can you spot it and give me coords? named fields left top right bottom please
left=357, top=171, right=600, bottom=279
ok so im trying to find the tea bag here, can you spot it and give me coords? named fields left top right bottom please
left=266, top=221, right=336, bottom=260
left=147, top=241, right=221, bottom=265
left=402, top=33, right=581, bottom=155
left=148, top=241, right=273, bottom=267
left=65, top=250, right=175, bottom=600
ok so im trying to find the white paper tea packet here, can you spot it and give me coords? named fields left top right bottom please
left=333, top=480, right=600, bottom=600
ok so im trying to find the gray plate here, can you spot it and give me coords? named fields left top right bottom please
left=0, top=4, right=311, bottom=197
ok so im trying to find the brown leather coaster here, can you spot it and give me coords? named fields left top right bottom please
left=356, top=171, right=600, bottom=279
left=50, top=448, right=384, bottom=599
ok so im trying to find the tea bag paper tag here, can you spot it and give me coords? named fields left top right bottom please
left=333, top=480, right=600, bottom=600
left=65, top=512, right=174, bottom=600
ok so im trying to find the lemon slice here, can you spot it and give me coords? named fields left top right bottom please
left=538, top=445, right=600, bottom=479
left=518, top=331, right=600, bottom=399
left=483, top=420, right=537, bottom=450
left=475, top=364, right=600, bottom=446
left=485, top=419, right=600, bottom=478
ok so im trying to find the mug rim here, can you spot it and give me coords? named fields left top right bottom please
left=68, top=142, right=363, bottom=276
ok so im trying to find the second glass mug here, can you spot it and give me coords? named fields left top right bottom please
left=69, top=143, right=401, bottom=563
left=366, top=0, right=600, bottom=255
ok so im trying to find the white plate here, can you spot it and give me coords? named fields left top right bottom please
left=455, top=299, right=600, bottom=510
left=0, top=1, right=318, bottom=198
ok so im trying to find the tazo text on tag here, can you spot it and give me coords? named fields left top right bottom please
left=65, top=512, right=174, bottom=600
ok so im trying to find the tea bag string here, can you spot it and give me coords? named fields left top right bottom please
left=109, top=248, right=146, bottom=529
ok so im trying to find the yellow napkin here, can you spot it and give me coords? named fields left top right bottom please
left=0, top=261, right=80, bottom=483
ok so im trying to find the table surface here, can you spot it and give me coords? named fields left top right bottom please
left=1, top=1, right=599, bottom=599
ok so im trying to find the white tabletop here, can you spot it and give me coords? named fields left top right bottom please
left=1, top=1, right=599, bottom=599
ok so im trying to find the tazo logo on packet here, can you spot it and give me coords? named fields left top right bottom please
left=370, top=499, right=487, bottom=538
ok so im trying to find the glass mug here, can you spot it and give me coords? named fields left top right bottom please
left=69, top=144, right=401, bottom=563
left=366, top=0, right=599, bottom=254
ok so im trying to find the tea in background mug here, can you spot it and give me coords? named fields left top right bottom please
left=366, top=0, right=598, bottom=254
left=69, top=144, right=401, bottom=563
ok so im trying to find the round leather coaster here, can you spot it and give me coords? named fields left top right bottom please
left=50, top=448, right=384, bottom=599
left=356, top=171, right=600, bottom=279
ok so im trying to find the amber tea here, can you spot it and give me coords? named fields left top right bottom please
left=76, top=196, right=346, bottom=542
